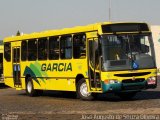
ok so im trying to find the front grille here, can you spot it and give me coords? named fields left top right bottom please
left=114, top=72, right=151, bottom=77
left=122, top=78, right=145, bottom=83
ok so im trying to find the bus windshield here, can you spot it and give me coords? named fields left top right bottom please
left=100, top=34, right=156, bottom=71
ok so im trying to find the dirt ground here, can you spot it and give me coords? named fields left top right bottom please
left=0, top=78, right=160, bottom=120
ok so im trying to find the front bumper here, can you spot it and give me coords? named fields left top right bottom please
left=102, top=80, right=157, bottom=93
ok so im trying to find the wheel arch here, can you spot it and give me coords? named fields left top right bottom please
left=75, top=74, right=85, bottom=86
left=75, top=74, right=93, bottom=100
left=75, top=74, right=90, bottom=92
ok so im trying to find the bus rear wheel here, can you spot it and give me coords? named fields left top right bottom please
left=26, top=77, right=38, bottom=97
left=77, top=78, right=94, bottom=100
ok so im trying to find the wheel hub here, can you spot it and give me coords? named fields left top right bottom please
left=80, top=82, right=91, bottom=97
left=27, top=81, right=32, bottom=93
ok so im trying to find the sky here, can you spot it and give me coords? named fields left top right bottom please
left=0, top=0, right=160, bottom=40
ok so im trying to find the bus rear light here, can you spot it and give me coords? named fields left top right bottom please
left=147, top=76, right=156, bottom=85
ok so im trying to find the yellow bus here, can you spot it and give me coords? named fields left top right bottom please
left=0, top=45, right=4, bottom=83
left=3, top=22, right=157, bottom=100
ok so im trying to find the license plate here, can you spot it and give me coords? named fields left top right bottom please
left=147, top=80, right=156, bottom=85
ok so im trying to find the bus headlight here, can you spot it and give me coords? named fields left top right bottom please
left=147, top=76, right=156, bottom=85
left=109, top=80, right=119, bottom=84
left=104, top=79, right=120, bottom=84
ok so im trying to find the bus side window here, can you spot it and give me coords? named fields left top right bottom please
left=21, top=40, right=27, bottom=61
left=4, top=42, right=11, bottom=61
left=60, top=35, right=72, bottom=59
left=28, top=39, right=37, bottom=61
left=73, top=34, right=86, bottom=59
left=49, top=37, right=59, bottom=60
left=38, top=38, right=48, bottom=60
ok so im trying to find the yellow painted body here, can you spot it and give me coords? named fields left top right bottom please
left=4, top=23, right=100, bottom=91
left=101, top=69, right=157, bottom=82
left=0, top=45, right=3, bottom=53
left=3, top=22, right=157, bottom=93
left=4, top=55, right=88, bottom=91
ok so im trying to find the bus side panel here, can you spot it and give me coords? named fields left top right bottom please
left=21, top=61, right=46, bottom=90
left=21, top=59, right=88, bottom=91
left=48, top=59, right=88, bottom=91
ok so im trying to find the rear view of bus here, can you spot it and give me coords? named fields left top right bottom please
left=90, top=23, right=157, bottom=99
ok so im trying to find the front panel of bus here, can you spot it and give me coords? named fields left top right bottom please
left=92, top=23, right=157, bottom=93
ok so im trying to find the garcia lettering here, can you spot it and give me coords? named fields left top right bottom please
left=41, top=63, right=72, bottom=72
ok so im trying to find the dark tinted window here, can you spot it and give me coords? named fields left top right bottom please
left=73, top=34, right=86, bottom=59
left=4, top=42, right=11, bottom=61
left=49, top=37, right=59, bottom=60
left=21, top=41, right=27, bottom=61
left=38, top=38, right=48, bottom=60
left=60, top=35, right=72, bottom=59
left=28, top=39, right=37, bottom=61
left=13, top=48, right=20, bottom=63
left=102, top=23, right=149, bottom=33
left=89, top=40, right=100, bottom=69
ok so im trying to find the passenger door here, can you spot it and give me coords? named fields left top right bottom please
left=88, top=38, right=101, bottom=90
left=12, top=47, right=21, bottom=87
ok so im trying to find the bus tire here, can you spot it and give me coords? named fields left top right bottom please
left=77, top=78, right=94, bottom=100
left=26, top=77, right=37, bottom=97
left=116, top=92, right=137, bottom=100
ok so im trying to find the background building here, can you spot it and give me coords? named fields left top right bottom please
left=151, top=26, right=160, bottom=73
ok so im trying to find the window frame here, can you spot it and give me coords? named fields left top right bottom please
left=38, top=37, right=48, bottom=60
left=4, top=42, right=11, bottom=62
left=73, top=33, right=86, bottom=59
left=28, top=39, right=38, bottom=61
left=21, top=40, right=28, bottom=61
left=49, top=36, right=60, bottom=60
left=60, top=35, right=72, bottom=59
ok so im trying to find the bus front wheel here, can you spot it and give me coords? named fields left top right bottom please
left=77, top=78, right=94, bottom=100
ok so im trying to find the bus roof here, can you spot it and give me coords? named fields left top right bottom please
left=4, top=22, right=149, bottom=42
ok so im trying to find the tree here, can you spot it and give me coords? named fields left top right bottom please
left=16, top=30, right=21, bottom=36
